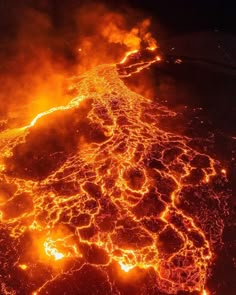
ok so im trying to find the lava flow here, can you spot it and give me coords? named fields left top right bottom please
left=0, top=47, right=227, bottom=295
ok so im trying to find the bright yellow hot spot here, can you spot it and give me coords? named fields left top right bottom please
left=44, top=238, right=65, bottom=261
left=19, top=264, right=28, bottom=270
left=119, top=262, right=134, bottom=273
left=0, top=163, right=5, bottom=171
left=221, top=168, right=227, bottom=175
left=42, top=233, right=79, bottom=262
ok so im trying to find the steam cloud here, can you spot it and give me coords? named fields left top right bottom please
left=0, top=1, right=157, bottom=128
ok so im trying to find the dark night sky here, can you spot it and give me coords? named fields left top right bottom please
left=125, top=0, right=236, bottom=33
left=0, top=0, right=236, bottom=36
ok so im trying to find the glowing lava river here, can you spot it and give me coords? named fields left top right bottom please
left=0, top=51, right=228, bottom=295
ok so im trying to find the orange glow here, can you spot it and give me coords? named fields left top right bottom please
left=28, top=95, right=85, bottom=127
left=0, top=15, right=227, bottom=294
left=147, top=46, right=157, bottom=51
left=0, top=163, right=5, bottom=171
left=101, top=18, right=157, bottom=53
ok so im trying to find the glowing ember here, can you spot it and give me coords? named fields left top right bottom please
left=221, top=168, right=227, bottom=175
left=18, top=264, right=28, bottom=270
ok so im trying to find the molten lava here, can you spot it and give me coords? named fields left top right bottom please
left=0, top=48, right=227, bottom=295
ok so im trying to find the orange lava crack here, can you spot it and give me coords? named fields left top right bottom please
left=0, top=49, right=226, bottom=295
